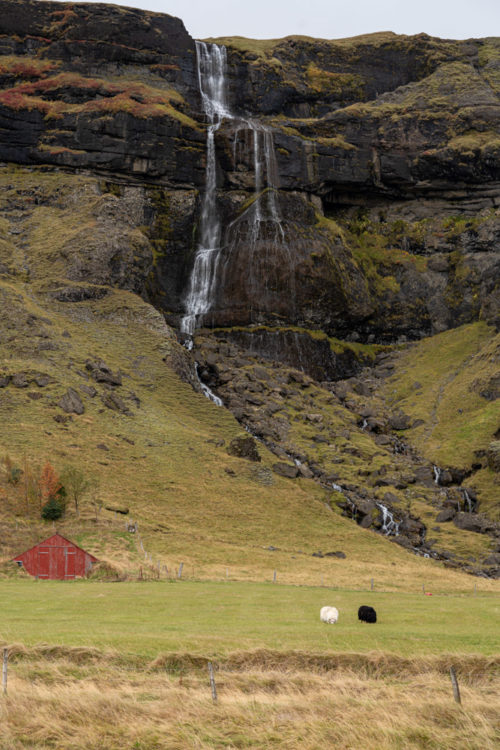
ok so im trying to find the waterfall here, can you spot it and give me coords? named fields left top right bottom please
left=181, top=42, right=288, bottom=337
left=460, top=487, right=473, bottom=513
left=180, top=42, right=231, bottom=338
left=433, top=465, right=442, bottom=485
left=376, top=503, right=400, bottom=536
left=194, top=362, right=223, bottom=407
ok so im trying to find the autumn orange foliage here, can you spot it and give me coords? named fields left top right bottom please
left=39, top=461, right=61, bottom=504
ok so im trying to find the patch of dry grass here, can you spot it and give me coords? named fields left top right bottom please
left=1, top=650, right=498, bottom=749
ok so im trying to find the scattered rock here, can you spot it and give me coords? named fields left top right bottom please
left=97, top=443, right=109, bottom=451
left=80, top=384, right=97, bottom=398
left=487, top=442, right=500, bottom=472
left=12, top=373, right=28, bottom=388
left=86, top=360, right=122, bottom=386
left=105, top=505, right=129, bottom=515
left=28, top=391, right=43, bottom=400
left=58, top=387, right=85, bottom=415
left=436, top=508, right=456, bottom=523
left=272, top=461, right=299, bottom=479
left=53, top=414, right=71, bottom=424
left=227, top=435, right=261, bottom=462
left=0, top=375, right=11, bottom=387
left=483, top=553, right=500, bottom=566
left=388, top=413, right=412, bottom=430
left=453, top=512, right=496, bottom=534
left=101, top=391, right=131, bottom=415
left=324, top=550, right=346, bottom=558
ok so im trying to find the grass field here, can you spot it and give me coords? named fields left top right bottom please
left=1, top=580, right=499, bottom=749
left=1, top=580, right=498, bottom=657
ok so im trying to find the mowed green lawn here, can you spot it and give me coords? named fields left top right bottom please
left=1, top=580, right=499, bottom=657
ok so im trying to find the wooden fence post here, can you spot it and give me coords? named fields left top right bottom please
left=370, top=578, right=374, bottom=591
left=208, top=661, right=217, bottom=704
left=178, top=562, right=184, bottom=579
left=2, top=648, right=7, bottom=695
left=449, top=666, right=461, bottom=705
left=273, top=570, right=277, bottom=583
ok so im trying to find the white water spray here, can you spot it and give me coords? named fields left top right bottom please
left=181, top=42, right=288, bottom=337
left=180, top=42, right=230, bottom=337
left=194, top=362, right=223, bottom=407
left=376, top=503, right=400, bottom=536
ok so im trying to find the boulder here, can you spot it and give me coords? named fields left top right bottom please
left=436, top=508, right=456, bottom=523
left=101, top=391, right=131, bottom=415
left=12, top=373, right=28, bottom=388
left=487, top=442, right=500, bottom=472
left=453, top=512, right=496, bottom=534
left=272, top=462, right=299, bottom=479
left=58, top=388, right=85, bottom=415
left=80, top=384, right=97, bottom=398
left=388, top=413, right=412, bottom=430
left=86, top=360, right=122, bottom=386
left=0, top=375, right=10, bottom=387
left=483, top=553, right=500, bottom=566
left=227, top=435, right=261, bottom=462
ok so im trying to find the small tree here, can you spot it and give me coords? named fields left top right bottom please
left=39, top=461, right=61, bottom=506
left=62, top=465, right=89, bottom=516
left=41, top=496, right=64, bottom=521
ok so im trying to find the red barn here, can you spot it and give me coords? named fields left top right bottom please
left=13, top=534, right=98, bottom=580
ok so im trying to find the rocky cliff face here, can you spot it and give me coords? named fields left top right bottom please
left=0, top=0, right=499, bottom=573
left=0, top=0, right=498, bottom=342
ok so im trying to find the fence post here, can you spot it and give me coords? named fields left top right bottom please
left=208, top=661, right=217, bottom=704
left=370, top=578, right=374, bottom=591
left=449, top=666, right=461, bottom=705
left=2, top=648, right=7, bottom=695
left=178, top=562, right=184, bottom=579
left=273, top=570, right=277, bottom=583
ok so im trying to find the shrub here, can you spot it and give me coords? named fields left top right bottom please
left=41, top=496, right=64, bottom=520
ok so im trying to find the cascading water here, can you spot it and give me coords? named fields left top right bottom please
left=433, top=465, right=442, bottom=485
left=181, top=42, right=289, bottom=339
left=194, top=362, right=223, bottom=407
left=375, top=503, right=400, bottom=536
left=180, top=42, right=231, bottom=339
left=460, top=487, right=473, bottom=513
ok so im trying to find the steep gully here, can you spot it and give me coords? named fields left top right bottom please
left=180, top=42, right=490, bottom=567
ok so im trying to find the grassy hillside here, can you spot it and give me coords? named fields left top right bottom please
left=0, top=164, right=498, bottom=590
left=385, top=323, right=500, bottom=517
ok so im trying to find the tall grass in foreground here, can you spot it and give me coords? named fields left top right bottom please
left=1, top=653, right=499, bottom=749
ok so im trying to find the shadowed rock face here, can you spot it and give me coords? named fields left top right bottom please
left=0, top=0, right=499, bottom=342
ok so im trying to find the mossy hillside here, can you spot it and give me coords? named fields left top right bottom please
left=385, top=323, right=500, bottom=516
left=194, top=329, right=497, bottom=569
left=2, top=281, right=491, bottom=591
left=0, top=168, right=153, bottom=290
left=0, top=70, right=199, bottom=128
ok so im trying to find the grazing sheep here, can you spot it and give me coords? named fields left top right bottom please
left=358, top=605, right=377, bottom=623
left=320, top=606, right=339, bottom=624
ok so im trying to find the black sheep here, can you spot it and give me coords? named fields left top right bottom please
left=358, top=605, right=377, bottom=623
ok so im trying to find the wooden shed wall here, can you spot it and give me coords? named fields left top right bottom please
left=13, top=534, right=97, bottom=579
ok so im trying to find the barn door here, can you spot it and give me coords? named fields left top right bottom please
left=65, top=548, right=76, bottom=578
left=37, top=547, right=50, bottom=578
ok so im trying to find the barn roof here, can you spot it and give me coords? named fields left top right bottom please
left=13, top=533, right=99, bottom=561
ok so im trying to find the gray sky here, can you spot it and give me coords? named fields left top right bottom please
left=70, top=0, right=499, bottom=40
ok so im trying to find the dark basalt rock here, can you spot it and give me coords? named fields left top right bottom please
left=58, top=387, right=84, bottom=414
left=453, top=512, right=497, bottom=534
left=227, top=435, right=261, bottom=462
left=272, top=461, right=299, bottom=479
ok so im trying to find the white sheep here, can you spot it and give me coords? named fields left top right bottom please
left=320, top=606, right=339, bottom=624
